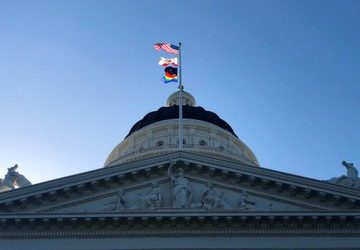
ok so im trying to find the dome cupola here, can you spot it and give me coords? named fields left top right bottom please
left=104, top=90, right=259, bottom=167
left=167, top=90, right=196, bottom=106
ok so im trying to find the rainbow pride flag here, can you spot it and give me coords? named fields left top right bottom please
left=163, top=66, right=178, bottom=83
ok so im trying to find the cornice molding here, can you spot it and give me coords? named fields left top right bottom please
left=1, top=211, right=360, bottom=238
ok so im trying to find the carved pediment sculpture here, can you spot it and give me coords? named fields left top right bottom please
left=2, top=156, right=360, bottom=215
left=200, top=182, right=231, bottom=210
left=102, top=190, right=126, bottom=212
left=129, top=182, right=162, bottom=210
left=238, top=190, right=256, bottom=210
left=171, top=169, right=192, bottom=208
left=42, top=173, right=322, bottom=214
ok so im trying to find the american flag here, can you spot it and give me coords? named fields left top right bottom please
left=153, top=43, right=179, bottom=55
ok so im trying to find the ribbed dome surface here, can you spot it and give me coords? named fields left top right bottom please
left=126, top=105, right=237, bottom=138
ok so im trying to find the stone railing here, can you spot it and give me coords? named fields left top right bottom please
left=107, top=143, right=252, bottom=166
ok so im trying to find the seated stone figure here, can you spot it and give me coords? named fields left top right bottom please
left=112, top=190, right=127, bottom=211
left=238, top=191, right=256, bottom=210
left=130, top=182, right=162, bottom=210
left=201, top=182, right=231, bottom=210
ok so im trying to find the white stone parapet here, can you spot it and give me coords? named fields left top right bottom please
left=105, top=119, right=259, bottom=167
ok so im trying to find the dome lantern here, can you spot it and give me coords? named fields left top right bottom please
left=167, top=90, right=196, bottom=107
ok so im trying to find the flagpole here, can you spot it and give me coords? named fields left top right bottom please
left=178, top=42, right=183, bottom=151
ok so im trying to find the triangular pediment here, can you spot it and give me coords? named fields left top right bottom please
left=1, top=152, right=360, bottom=215
left=31, top=176, right=322, bottom=213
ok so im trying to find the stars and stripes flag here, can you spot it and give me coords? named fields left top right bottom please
left=153, top=43, right=179, bottom=55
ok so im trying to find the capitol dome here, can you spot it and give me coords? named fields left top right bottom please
left=104, top=90, right=259, bottom=167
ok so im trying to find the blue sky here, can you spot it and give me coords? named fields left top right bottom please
left=0, top=0, right=359, bottom=184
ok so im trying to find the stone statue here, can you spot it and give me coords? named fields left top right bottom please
left=170, top=169, right=192, bottom=208
left=202, top=182, right=217, bottom=210
left=0, top=164, right=32, bottom=192
left=238, top=191, right=256, bottom=210
left=212, top=191, right=231, bottom=209
left=0, top=175, right=14, bottom=192
left=201, top=182, right=231, bottom=210
left=112, top=190, right=126, bottom=211
left=327, top=161, right=360, bottom=189
left=100, top=189, right=127, bottom=212
left=145, top=182, right=162, bottom=209
left=342, top=161, right=358, bottom=179
left=131, top=182, right=162, bottom=210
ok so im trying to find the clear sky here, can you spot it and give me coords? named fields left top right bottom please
left=0, top=0, right=359, bottom=184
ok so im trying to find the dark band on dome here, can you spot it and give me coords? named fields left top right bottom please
left=126, top=106, right=238, bottom=138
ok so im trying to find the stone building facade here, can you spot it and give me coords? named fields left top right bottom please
left=0, top=91, right=359, bottom=249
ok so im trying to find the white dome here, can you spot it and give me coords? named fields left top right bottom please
left=104, top=91, right=259, bottom=167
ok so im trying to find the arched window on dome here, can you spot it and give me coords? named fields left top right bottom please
left=155, top=140, right=164, bottom=148
left=199, top=140, right=207, bottom=146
